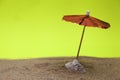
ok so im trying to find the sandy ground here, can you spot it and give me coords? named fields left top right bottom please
left=0, top=56, right=120, bottom=80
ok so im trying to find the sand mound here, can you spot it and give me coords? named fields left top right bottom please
left=0, top=57, right=120, bottom=80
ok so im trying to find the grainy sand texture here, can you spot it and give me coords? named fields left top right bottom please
left=0, top=57, right=120, bottom=80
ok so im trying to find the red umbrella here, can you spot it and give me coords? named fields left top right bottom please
left=63, top=11, right=110, bottom=59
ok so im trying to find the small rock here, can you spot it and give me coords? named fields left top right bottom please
left=65, top=59, right=86, bottom=73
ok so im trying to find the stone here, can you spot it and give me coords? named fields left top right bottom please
left=65, top=59, right=86, bottom=73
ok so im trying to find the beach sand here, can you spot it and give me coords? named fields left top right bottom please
left=0, top=56, right=120, bottom=80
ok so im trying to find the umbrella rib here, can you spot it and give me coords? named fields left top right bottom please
left=79, top=16, right=88, bottom=25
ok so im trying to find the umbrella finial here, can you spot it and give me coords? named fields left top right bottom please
left=86, top=10, right=90, bottom=15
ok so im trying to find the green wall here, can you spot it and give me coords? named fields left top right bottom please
left=0, top=0, right=120, bottom=59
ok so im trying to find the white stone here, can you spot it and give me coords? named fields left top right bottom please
left=65, top=61, right=74, bottom=71
left=65, top=59, right=86, bottom=73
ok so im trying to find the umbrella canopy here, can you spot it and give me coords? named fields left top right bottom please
left=63, top=11, right=110, bottom=59
left=63, top=11, right=110, bottom=29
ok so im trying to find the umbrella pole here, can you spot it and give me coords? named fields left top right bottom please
left=76, top=26, right=86, bottom=59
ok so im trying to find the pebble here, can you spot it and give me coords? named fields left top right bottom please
left=65, top=59, right=86, bottom=73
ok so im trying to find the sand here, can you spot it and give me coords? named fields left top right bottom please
left=0, top=56, right=120, bottom=80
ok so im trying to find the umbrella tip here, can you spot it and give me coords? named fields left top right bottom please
left=86, top=10, right=90, bottom=15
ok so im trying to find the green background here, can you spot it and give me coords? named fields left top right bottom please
left=0, top=0, right=120, bottom=59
